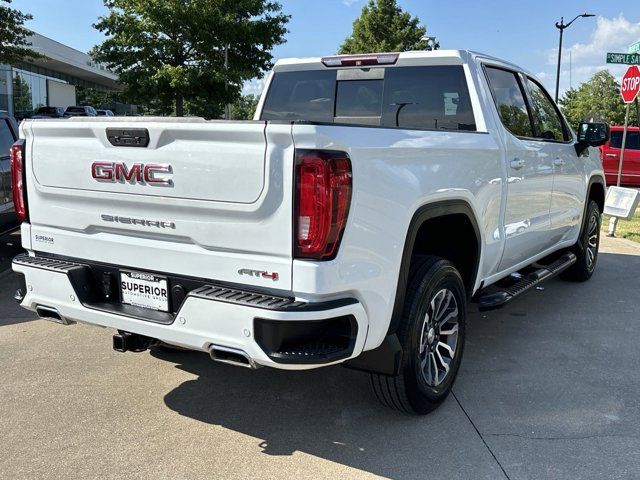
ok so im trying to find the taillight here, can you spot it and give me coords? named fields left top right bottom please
left=294, top=150, right=352, bottom=260
left=10, top=139, right=28, bottom=222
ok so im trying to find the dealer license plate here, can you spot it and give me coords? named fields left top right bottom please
left=120, top=270, right=169, bottom=312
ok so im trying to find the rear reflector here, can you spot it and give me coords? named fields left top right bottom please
left=295, top=150, right=352, bottom=260
left=10, top=139, right=27, bottom=222
left=321, top=53, right=399, bottom=68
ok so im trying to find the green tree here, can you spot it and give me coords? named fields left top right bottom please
left=339, top=0, right=438, bottom=54
left=76, top=87, right=124, bottom=108
left=0, top=0, right=41, bottom=64
left=231, top=93, right=259, bottom=120
left=559, top=70, right=628, bottom=128
left=92, top=0, right=289, bottom=118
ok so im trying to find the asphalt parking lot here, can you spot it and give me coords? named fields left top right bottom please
left=0, top=236, right=639, bottom=480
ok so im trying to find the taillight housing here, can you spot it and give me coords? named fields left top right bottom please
left=294, top=149, right=352, bottom=260
left=10, top=139, right=28, bottom=222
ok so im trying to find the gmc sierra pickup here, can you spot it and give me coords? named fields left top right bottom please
left=11, top=50, right=609, bottom=414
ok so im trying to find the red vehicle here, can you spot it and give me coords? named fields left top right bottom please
left=600, top=126, right=640, bottom=186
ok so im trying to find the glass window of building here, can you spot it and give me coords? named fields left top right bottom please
left=12, top=68, right=49, bottom=119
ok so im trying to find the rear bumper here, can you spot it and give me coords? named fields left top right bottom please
left=12, top=253, right=368, bottom=370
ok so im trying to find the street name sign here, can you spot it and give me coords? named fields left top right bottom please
left=621, top=65, right=640, bottom=103
left=606, top=52, right=640, bottom=65
left=629, top=41, right=640, bottom=54
left=604, top=187, right=640, bottom=220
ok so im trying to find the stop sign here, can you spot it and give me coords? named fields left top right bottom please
left=621, top=65, right=640, bottom=103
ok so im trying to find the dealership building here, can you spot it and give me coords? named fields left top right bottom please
left=0, top=32, right=123, bottom=119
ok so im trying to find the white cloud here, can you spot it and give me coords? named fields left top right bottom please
left=242, top=78, right=266, bottom=96
left=548, top=15, right=640, bottom=66
left=545, top=15, right=640, bottom=95
left=342, top=0, right=362, bottom=6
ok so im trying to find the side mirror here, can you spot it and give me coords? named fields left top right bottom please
left=575, top=122, right=610, bottom=156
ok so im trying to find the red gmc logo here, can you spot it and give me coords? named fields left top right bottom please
left=91, top=162, right=173, bottom=186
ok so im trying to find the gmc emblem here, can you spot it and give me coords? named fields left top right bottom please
left=91, top=162, right=173, bottom=186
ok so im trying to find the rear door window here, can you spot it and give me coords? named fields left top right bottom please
left=261, top=65, right=476, bottom=131
left=484, top=66, right=533, bottom=138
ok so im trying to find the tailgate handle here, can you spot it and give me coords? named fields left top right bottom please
left=106, top=128, right=150, bottom=148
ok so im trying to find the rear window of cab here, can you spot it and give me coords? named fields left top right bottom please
left=260, top=65, right=476, bottom=132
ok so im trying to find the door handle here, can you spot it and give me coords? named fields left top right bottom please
left=553, top=157, right=565, bottom=167
left=510, top=158, right=525, bottom=170
left=605, top=153, right=618, bottom=158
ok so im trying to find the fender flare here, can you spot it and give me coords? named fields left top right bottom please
left=387, top=200, right=482, bottom=335
left=572, top=176, right=606, bottom=254
left=345, top=200, right=481, bottom=376
left=581, top=176, right=606, bottom=234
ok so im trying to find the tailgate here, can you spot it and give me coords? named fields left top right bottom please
left=22, top=118, right=295, bottom=290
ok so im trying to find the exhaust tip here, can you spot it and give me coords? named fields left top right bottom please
left=35, top=306, right=74, bottom=325
left=209, top=345, right=256, bottom=369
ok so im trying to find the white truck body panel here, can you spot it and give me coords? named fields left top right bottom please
left=13, top=50, right=605, bottom=369
left=22, top=119, right=296, bottom=291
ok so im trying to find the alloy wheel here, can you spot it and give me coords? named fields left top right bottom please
left=586, top=211, right=599, bottom=272
left=418, top=288, right=460, bottom=387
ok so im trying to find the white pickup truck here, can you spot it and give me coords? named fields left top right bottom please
left=11, top=50, right=609, bottom=414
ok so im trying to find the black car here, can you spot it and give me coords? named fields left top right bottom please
left=0, top=111, right=20, bottom=234
left=64, top=106, right=97, bottom=117
left=96, top=109, right=115, bottom=117
left=32, top=106, right=66, bottom=119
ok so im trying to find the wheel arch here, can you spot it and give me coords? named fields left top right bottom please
left=345, top=199, right=481, bottom=376
left=387, top=200, right=481, bottom=336
left=587, top=176, right=606, bottom=213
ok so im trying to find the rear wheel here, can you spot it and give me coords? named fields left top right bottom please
left=371, top=256, right=466, bottom=414
left=561, top=200, right=600, bottom=282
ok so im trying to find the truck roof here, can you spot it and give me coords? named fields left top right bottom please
left=273, top=49, right=531, bottom=76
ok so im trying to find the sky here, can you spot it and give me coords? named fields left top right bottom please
left=12, top=0, right=640, bottom=97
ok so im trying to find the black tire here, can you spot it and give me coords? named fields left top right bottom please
left=561, top=200, right=601, bottom=282
left=371, top=256, right=466, bottom=415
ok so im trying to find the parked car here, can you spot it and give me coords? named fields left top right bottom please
left=11, top=50, right=608, bottom=415
left=64, top=106, right=97, bottom=117
left=96, top=109, right=115, bottom=117
left=31, top=106, right=66, bottom=119
left=600, top=125, right=640, bottom=186
left=0, top=111, right=19, bottom=234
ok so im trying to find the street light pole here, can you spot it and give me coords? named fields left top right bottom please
left=224, top=44, right=230, bottom=120
left=554, top=13, right=595, bottom=103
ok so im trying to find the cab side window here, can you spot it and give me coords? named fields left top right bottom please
left=485, top=67, right=533, bottom=138
left=610, top=131, right=640, bottom=150
left=525, top=77, right=569, bottom=141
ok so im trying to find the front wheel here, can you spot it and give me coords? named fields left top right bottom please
left=371, top=256, right=466, bottom=414
left=561, top=200, right=600, bottom=282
